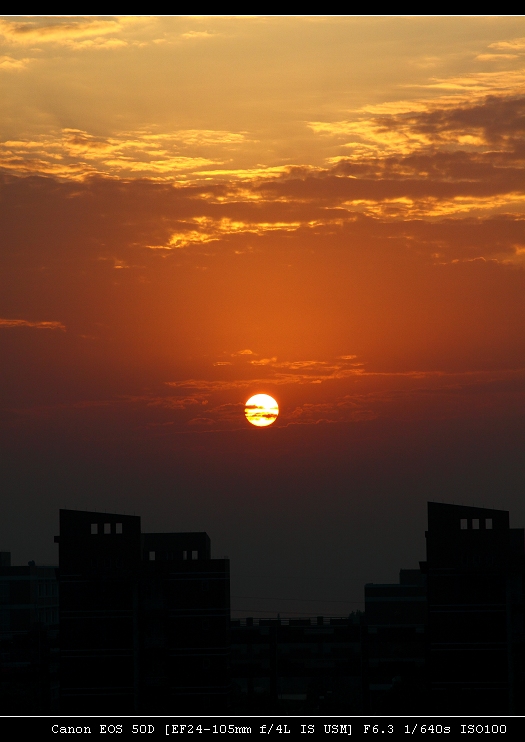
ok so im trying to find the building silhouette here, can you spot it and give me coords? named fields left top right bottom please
left=3, top=500, right=524, bottom=715
left=56, top=509, right=230, bottom=714
left=363, top=502, right=525, bottom=714
left=0, top=552, right=59, bottom=714
left=230, top=614, right=363, bottom=714
left=423, top=502, right=525, bottom=714
left=364, top=569, right=427, bottom=714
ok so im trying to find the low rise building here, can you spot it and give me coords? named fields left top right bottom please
left=0, top=552, right=59, bottom=713
left=230, top=614, right=363, bottom=713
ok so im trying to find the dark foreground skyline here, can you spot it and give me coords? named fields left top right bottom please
left=1, top=500, right=524, bottom=715
left=2, top=415, right=525, bottom=618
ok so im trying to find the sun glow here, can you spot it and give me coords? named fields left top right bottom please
left=244, top=394, right=279, bottom=427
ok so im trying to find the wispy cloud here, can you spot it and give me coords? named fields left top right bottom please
left=0, top=318, right=65, bottom=330
left=0, top=127, right=247, bottom=182
left=9, top=365, right=525, bottom=434
left=488, top=37, right=525, bottom=52
left=0, top=17, right=131, bottom=47
left=165, top=355, right=365, bottom=398
left=180, top=30, right=217, bottom=41
left=0, top=54, right=32, bottom=70
left=476, top=54, right=519, bottom=62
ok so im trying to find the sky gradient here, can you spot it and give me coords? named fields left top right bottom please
left=1, top=16, right=525, bottom=616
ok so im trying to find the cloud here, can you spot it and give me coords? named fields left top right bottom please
left=187, top=416, right=217, bottom=427
left=413, top=68, right=525, bottom=95
left=389, top=95, right=525, bottom=149
left=488, top=37, right=525, bottom=51
left=0, top=54, right=32, bottom=70
left=0, top=318, right=65, bottom=330
left=0, top=127, right=247, bottom=182
left=0, top=17, right=128, bottom=46
left=180, top=31, right=217, bottom=41
left=146, top=367, right=525, bottom=431
left=2, top=169, right=525, bottom=273
left=4, top=92, right=523, bottom=224
left=250, top=357, right=278, bottom=366
left=310, top=94, right=525, bottom=156
left=476, top=54, right=519, bottom=62
left=287, top=398, right=378, bottom=425
left=264, top=95, right=525, bottom=219
left=164, top=356, right=366, bottom=401
left=171, top=130, right=246, bottom=146
left=142, top=395, right=203, bottom=410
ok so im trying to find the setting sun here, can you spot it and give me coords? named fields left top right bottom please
left=245, top=394, right=279, bottom=427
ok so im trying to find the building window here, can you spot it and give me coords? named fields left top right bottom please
left=183, top=551, right=188, bottom=560
left=472, top=519, right=479, bottom=529
left=192, top=550, right=198, bottom=560
left=486, top=518, right=493, bottom=529
left=149, top=551, right=155, bottom=561
left=460, top=518, right=468, bottom=530
left=104, top=523, right=111, bottom=534
left=91, top=523, right=98, bottom=535
left=116, top=523, right=123, bottom=534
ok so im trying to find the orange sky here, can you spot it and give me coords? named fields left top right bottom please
left=1, top=17, right=525, bottom=615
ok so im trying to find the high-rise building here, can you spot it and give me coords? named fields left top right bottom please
left=56, top=509, right=230, bottom=714
left=423, top=502, right=525, bottom=714
left=362, top=502, right=525, bottom=715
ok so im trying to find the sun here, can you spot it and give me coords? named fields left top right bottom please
left=245, top=394, right=279, bottom=427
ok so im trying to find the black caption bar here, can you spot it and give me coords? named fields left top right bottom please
left=0, top=716, right=521, bottom=736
